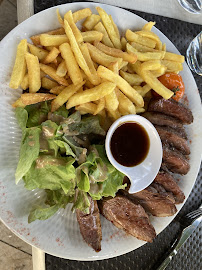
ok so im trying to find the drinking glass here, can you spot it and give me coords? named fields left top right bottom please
left=186, top=32, right=202, bottom=75
left=177, top=0, right=202, bottom=13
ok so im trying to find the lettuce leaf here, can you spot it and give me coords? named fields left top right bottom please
left=28, top=204, right=61, bottom=223
left=25, top=102, right=50, bottom=128
left=15, top=107, right=28, bottom=131
left=72, top=190, right=90, bottom=214
left=15, top=127, right=41, bottom=184
left=54, top=140, right=76, bottom=158
left=23, top=155, right=76, bottom=194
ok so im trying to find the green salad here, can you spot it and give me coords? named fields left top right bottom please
left=15, top=101, right=126, bottom=223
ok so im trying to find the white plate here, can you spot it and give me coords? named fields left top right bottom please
left=0, top=2, right=201, bottom=261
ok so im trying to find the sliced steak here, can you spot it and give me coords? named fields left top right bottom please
left=154, top=171, right=185, bottom=204
left=122, top=188, right=177, bottom=217
left=151, top=182, right=175, bottom=203
left=99, top=195, right=156, bottom=242
left=148, top=98, right=193, bottom=124
left=155, top=125, right=190, bottom=155
left=142, top=112, right=186, bottom=137
left=163, top=145, right=190, bottom=175
left=76, top=197, right=102, bottom=252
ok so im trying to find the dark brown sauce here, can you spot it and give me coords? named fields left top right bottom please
left=110, top=122, right=150, bottom=167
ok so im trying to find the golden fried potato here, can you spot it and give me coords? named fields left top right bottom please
left=142, top=21, right=156, bottom=31
left=94, top=22, right=114, bottom=47
left=116, top=88, right=136, bottom=114
left=56, top=60, right=68, bottom=77
left=28, top=43, right=49, bottom=61
left=82, top=31, right=103, bottom=43
left=41, top=77, right=58, bottom=90
left=83, top=14, right=100, bottom=30
left=97, top=65, right=144, bottom=107
left=9, top=39, right=27, bottom=89
left=73, top=8, right=92, bottom=23
left=13, top=93, right=56, bottom=107
left=93, top=98, right=105, bottom=115
left=50, top=85, right=66, bottom=95
left=64, top=11, right=83, bottom=43
left=40, top=63, right=69, bottom=86
left=43, top=47, right=60, bottom=64
left=120, top=70, right=144, bottom=86
left=126, top=29, right=156, bottom=48
left=96, top=7, right=122, bottom=49
left=94, top=41, right=137, bottom=63
left=25, top=53, right=41, bottom=93
left=51, top=81, right=84, bottom=112
left=59, top=42, right=83, bottom=85
left=30, top=28, right=65, bottom=45
left=40, top=34, right=68, bottom=46
left=87, top=43, right=122, bottom=68
left=66, top=82, right=116, bottom=109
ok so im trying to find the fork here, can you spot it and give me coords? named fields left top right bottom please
left=156, top=203, right=202, bottom=270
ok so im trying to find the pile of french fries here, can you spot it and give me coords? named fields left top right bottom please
left=10, top=6, right=185, bottom=122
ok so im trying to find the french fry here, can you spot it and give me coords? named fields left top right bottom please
left=40, top=63, right=69, bottom=86
left=41, top=77, right=59, bottom=90
left=76, top=102, right=96, bottom=115
left=138, top=62, right=174, bottom=99
left=136, top=30, right=162, bottom=50
left=14, top=93, right=56, bottom=107
left=79, top=43, right=101, bottom=85
left=94, top=41, right=137, bottom=63
left=119, top=61, right=128, bottom=70
left=136, top=107, right=145, bottom=113
left=64, top=11, right=83, bottom=43
left=56, top=9, right=64, bottom=25
left=30, top=28, right=65, bottom=45
left=133, top=84, right=151, bottom=97
left=130, top=42, right=157, bottom=52
left=127, top=43, right=165, bottom=61
left=162, top=43, right=166, bottom=51
left=73, top=8, right=92, bottom=23
left=66, top=82, right=116, bottom=109
left=28, top=43, right=49, bottom=61
left=107, top=109, right=121, bottom=121
left=51, top=81, right=84, bottom=112
left=142, top=21, right=156, bottom=31
left=121, top=37, right=127, bottom=51
left=50, top=85, right=66, bottom=95
left=126, top=30, right=156, bottom=48
left=152, top=65, right=167, bottom=77
left=83, top=14, right=100, bottom=30
left=64, top=20, right=94, bottom=84
left=120, top=70, right=144, bottom=86
left=93, top=98, right=105, bottom=115
left=82, top=31, right=103, bottom=43
left=25, top=53, right=41, bottom=93
left=105, top=91, right=119, bottom=111
left=108, top=61, right=119, bottom=74
left=96, top=7, right=122, bottom=49
left=86, top=43, right=123, bottom=68
left=20, top=73, right=29, bottom=90
left=56, top=60, right=68, bottom=77
left=163, top=52, right=185, bottom=63
left=43, top=47, right=60, bottom=64
left=97, top=65, right=144, bottom=107
left=9, top=39, right=27, bottom=89
left=109, top=14, right=120, bottom=40
left=40, top=34, right=69, bottom=46
left=116, top=88, right=136, bottom=114
left=94, top=22, right=114, bottom=47
left=161, top=60, right=183, bottom=72
left=59, top=43, right=83, bottom=85
left=12, top=98, right=25, bottom=108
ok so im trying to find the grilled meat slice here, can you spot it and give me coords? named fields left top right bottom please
left=142, top=112, right=187, bottom=138
left=151, top=182, right=175, bottom=203
left=122, top=187, right=177, bottom=217
left=99, top=195, right=156, bottom=242
left=148, top=98, right=193, bottom=124
left=154, top=171, right=185, bottom=204
left=76, top=198, right=102, bottom=252
left=163, top=145, right=190, bottom=175
left=155, top=125, right=190, bottom=155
